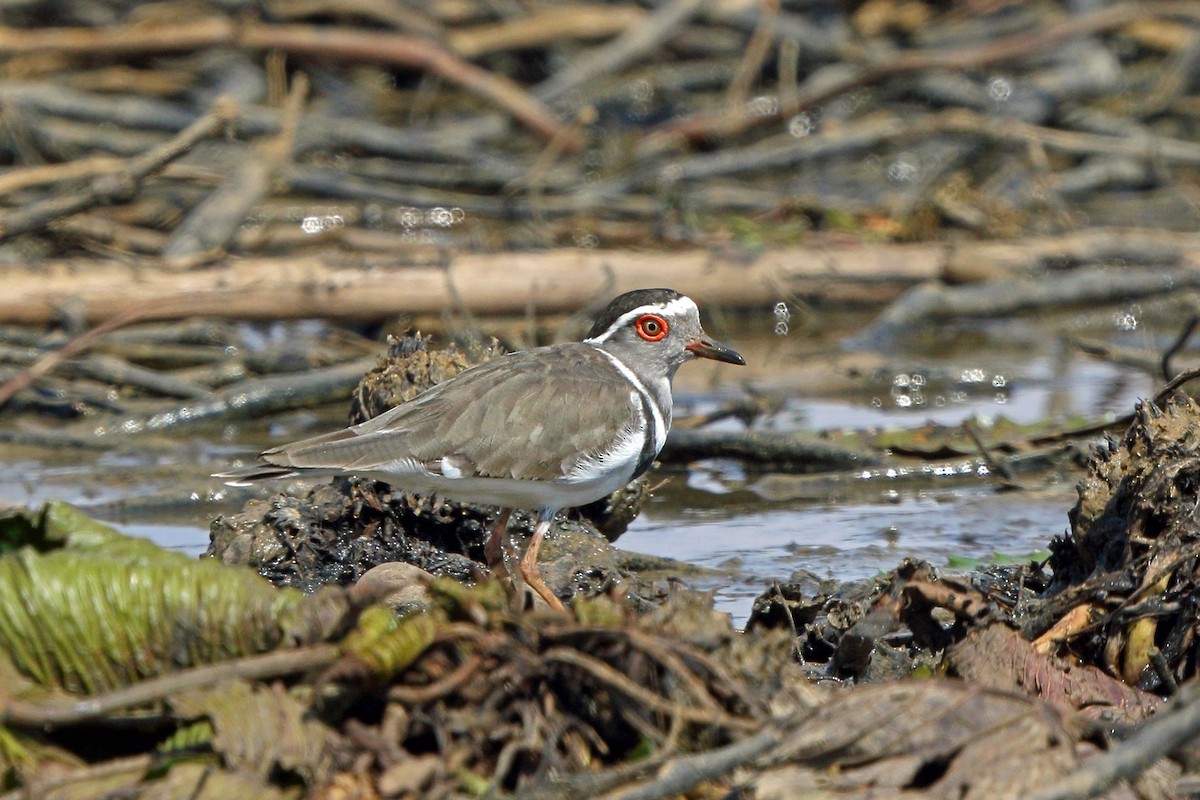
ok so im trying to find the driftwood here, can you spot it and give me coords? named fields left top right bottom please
left=0, top=242, right=941, bottom=324
left=2, top=228, right=1200, bottom=324
left=0, top=0, right=1199, bottom=307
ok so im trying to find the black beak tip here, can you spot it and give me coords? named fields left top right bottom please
left=689, top=340, right=746, bottom=366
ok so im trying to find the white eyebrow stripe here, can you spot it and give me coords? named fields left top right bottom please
left=583, top=296, right=698, bottom=344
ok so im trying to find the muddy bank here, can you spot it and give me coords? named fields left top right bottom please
left=7, top=382, right=1200, bottom=798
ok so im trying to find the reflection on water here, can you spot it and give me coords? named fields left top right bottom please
left=619, top=481, right=1073, bottom=625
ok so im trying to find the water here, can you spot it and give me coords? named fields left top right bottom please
left=0, top=306, right=1172, bottom=625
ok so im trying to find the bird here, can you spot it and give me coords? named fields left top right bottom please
left=216, top=288, right=745, bottom=610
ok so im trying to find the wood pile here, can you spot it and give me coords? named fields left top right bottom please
left=2, top=2, right=1200, bottom=320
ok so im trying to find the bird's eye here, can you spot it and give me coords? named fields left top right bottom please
left=635, top=314, right=668, bottom=342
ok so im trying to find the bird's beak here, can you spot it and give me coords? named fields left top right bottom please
left=687, top=338, right=746, bottom=365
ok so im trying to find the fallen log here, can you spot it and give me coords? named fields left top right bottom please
left=0, top=242, right=946, bottom=324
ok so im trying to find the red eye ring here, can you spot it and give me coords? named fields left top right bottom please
left=635, top=314, right=668, bottom=342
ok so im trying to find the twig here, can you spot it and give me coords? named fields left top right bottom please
left=777, top=35, right=801, bottom=120
left=448, top=4, right=647, bottom=58
left=0, top=96, right=237, bottom=240
left=961, top=419, right=1021, bottom=489
left=1153, top=365, right=1200, bottom=404
left=0, top=156, right=123, bottom=196
left=1, top=644, right=339, bottom=727
left=387, top=652, right=483, bottom=704
left=541, top=647, right=759, bottom=732
left=1027, top=680, right=1200, bottom=800
left=1160, top=314, right=1200, bottom=382
left=0, top=306, right=152, bottom=408
left=161, top=74, right=308, bottom=265
left=659, top=107, right=1200, bottom=186
left=725, top=0, right=779, bottom=114
left=597, top=724, right=784, bottom=800
left=532, top=0, right=709, bottom=103
left=647, top=1, right=1200, bottom=151
left=0, top=17, right=235, bottom=56
left=237, top=21, right=579, bottom=149
left=84, top=354, right=380, bottom=436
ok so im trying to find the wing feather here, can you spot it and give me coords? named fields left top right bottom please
left=259, top=344, right=647, bottom=482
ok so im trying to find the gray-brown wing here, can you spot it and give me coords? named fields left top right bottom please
left=258, top=344, right=645, bottom=481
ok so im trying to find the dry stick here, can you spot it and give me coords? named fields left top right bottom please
left=1021, top=365, right=1200, bottom=451
left=1, top=644, right=340, bottom=727
left=0, top=97, right=237, bottom=241
left=521, top=105, right=598, bottom=231
left=1028, top=680, right=1200, bottom=800
left=777, top=35, right=801, bottom=120
left=0, top=155, right=123, bottom=196
left=161, top=74, right=308, bottom=265
left=387, top=652, right=484, bottom=705
left=0, top=17, right=572, bottom=148
left=0, top=306, right=153, bottom=408
left=541, top=647, right=759, bottom=732
left=664, top=108, right=1200, bottom=185
left=1153, top=365, right=1200, bottom=404
left=0, top=16, right=235, bottom=55
left=237, top=21, right=578, bottom=149
left=598, top=725, right=785, bottom=800
left=532, top=0, right=709, bottom=104
left=0, top=287, right=242, bottom=408
left=649, top=1, right=1200, bottom=149
left=1159, top=314, right=1200, bottom=382
left=448, top=3, right=648, bottom=58
left=725, top=0, right=779, bottom=114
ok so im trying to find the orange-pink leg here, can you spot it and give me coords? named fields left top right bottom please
left=518, top=517, right=566, bottom=611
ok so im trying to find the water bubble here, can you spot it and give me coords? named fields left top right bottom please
left=746, top=95, right=778, bottom=116
left=574, top=231, right=599, bottom=249
left=1114, top=311, right=1138, bottom=331
left=787, top=113, right=815, bottom=137
left=427, top=207, right=454, bottom=227
left=987, top=76, right=1013, bottom=102
left=886, top=158, right=919, bottom=183
left=300, top=215, right=344, bottom=234
left=991, top=374, right=1007, bottom=388
left=960, top=368, right=986, bottom=383
left=396, top=207, right=422, bottom=228
left=631, top=79, right=654, bottom=103
left=773, top=302, right=791, bottom=336
left=659, top=163, right=683, bottom=186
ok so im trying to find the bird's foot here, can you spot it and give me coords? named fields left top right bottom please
left=519, top=520, right=566, bottom=612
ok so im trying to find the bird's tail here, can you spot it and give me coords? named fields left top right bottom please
left=212, top=464, right=303, bottom=487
